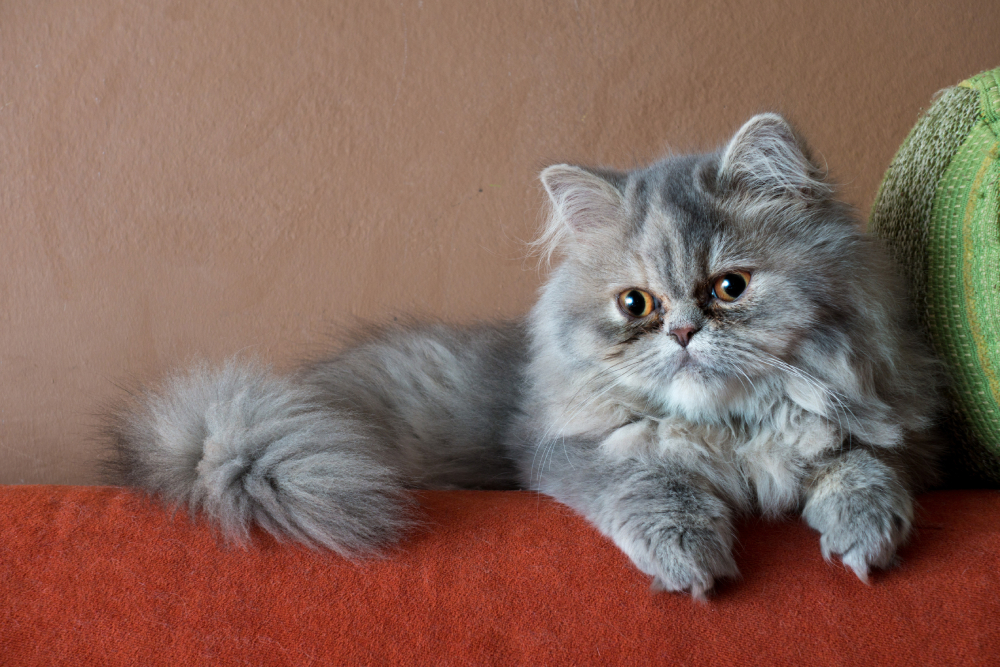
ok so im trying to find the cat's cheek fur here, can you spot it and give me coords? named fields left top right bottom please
left=600, top=419, right=659, bottom=457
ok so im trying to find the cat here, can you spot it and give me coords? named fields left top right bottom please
left=105, top=113, right=942, bottom=601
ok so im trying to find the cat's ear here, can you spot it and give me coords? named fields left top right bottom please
left=535, top=164, right=625, bottom=261
left=717, top=113, right=830, bottom=203
left=540, top=165, right=624, bottom=232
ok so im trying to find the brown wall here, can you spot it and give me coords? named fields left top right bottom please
left=3, top=0, right=999, bottom=484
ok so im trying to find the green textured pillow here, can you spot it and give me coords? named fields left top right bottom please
left=871, top=67, right=1000, bottom=486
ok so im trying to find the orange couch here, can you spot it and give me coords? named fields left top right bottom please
left=3, top=486, right=997, bottom=665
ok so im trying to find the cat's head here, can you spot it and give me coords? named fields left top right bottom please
left=531, top=114, right=936, bottom=442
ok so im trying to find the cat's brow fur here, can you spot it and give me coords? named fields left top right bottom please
left=105, top=114, right=942, bottom=600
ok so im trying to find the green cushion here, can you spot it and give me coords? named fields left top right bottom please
left=871, top=67, right=1000, bottom=486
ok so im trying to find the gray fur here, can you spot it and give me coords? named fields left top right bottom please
left=105, top=114, right=942, bottom=599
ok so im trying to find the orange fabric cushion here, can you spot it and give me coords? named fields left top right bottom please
left=2, top=486, right=998, bottom=665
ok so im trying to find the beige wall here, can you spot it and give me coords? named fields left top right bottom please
left=3, top=0, right=999, bottom=484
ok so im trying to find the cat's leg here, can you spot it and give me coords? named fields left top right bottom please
left=801, top=448, right=914, bottom=582
left=537, top=448, right=739, bottom=601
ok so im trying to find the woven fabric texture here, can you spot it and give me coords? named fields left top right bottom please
left=871, top=67, right=1000, bottom=484
left=2, top=486, right=999, bottom=665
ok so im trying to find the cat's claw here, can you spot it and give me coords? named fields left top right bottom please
left=650, top=575, right=715, bottom=603
left=822, top=534, right=905, bottom=584
left=841, top=552, right=870, bottom=584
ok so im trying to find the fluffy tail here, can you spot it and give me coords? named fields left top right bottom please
left=104, top=361, right=413, bottom=556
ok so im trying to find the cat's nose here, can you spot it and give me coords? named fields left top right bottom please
left=669, top=325, right=699, bottom=348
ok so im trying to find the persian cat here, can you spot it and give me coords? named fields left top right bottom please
left=106, top=114, right=941, bottom=600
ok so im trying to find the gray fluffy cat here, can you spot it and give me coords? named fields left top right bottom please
left=107, top=114, right=941, bottom=600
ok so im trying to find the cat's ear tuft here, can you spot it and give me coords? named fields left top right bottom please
left=534, top=164, right=625, bottom=262
left=717, top=113, right=830, bottom=203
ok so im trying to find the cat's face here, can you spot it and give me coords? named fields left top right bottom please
left=533, top=115, right=873, bottom=424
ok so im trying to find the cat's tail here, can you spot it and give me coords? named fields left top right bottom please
left=103, top=360, right=413, bottom=556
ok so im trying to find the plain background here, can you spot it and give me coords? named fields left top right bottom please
left=3, top=0, right=999, bottom=484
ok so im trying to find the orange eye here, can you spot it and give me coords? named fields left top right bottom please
left=617, top=289, right=655, bottom=318
left=712, top=271, right=751, bottom=303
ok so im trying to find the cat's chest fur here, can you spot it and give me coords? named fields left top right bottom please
left=597, top=402, right=839, bottom=516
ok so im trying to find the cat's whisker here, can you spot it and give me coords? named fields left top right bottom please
left=727, top=363, right=758, bottom=396
left=768, top=359, right=858, bottom=430
left=578, top=349, right=659, bottom=403
left=750, top=352, right=858, bottom=448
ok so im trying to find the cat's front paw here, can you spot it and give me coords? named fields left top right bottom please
left=647, top=522, right=740, bottom=602
left=803, top=453, right=913, bottom=583
left=612, top=491, right=739, bottom=602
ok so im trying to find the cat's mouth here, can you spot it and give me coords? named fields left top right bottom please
left=673, top=348, right=697, bottom=370
left=667, top=348, right=727, bottom=385
left=664, top=349, right=705, bottom=383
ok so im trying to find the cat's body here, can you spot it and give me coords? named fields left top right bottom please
left=107, top=114, right=942, bottom=600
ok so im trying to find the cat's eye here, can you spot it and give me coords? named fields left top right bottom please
left=712, top=271, right=751, bottom=303
left=617, top=289, right=655, bottom=318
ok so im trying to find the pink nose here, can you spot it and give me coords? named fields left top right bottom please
left=669, top=325, right=698, bottom=348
